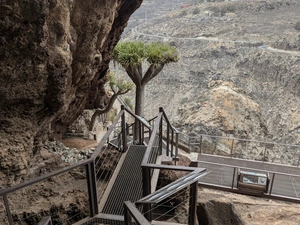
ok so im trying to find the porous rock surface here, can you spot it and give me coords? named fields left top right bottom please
left=0, top=0, right=142, bottom=186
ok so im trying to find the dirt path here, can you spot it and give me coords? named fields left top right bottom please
left=60, top=137, right=99, bottom=150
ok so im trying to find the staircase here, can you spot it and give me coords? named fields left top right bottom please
left=100, top=145, right=147, bottom=216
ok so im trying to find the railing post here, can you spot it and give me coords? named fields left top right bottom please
left=175, top=132, right=179, bottom=165
left=124, top=203, right=132, bottom=225
left=159, top=118, right=163, bottom=156
left=149, top=123, right=152, bottom=138
left=3, top=195, right=14, bottom=225
left=142, top=167, right=152, bottom=221
left=133, top=122, right=137, bottom=142
left=139, top=120, right=142, bottom=144
left=141, top=123, right=145, bottom=144
left=199, top=135, right=202, bottom=154
left=126, top=123, right=129, bottom=136
left=189, top=182, right=198, bottom=225
left=166, top=124, right=170, bottom=157
left=86, top=161, right=99, bottom=217
left=231, top=167, right=236, bottom=189
left=188, top=135, right=191, bottom=152
left=121, top=105, right=127, bottom=152
left=269, top=173, right=276, bottom=195
left=171, top=129, right=174, bottom=157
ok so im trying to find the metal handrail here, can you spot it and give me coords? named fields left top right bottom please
left=135, top=107, right=208, bottom=224
left=177, top=131, right=300, bottom=167
left=0, top=159, right=90, bottom=197
left=1, top=105, right=155, bottom=225
left=123, top=106, right=151, bottom=130
left=141, top=112, right=163, bottom=166
left=181, top=133, right=300, bottom=149
left=197, top=159, right=300, bottom=203
left=197, top=160, right=300, bottom=179
left=4, top=103, right=298, bottom=224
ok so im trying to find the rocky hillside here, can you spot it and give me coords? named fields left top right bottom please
left=0, top=0, right=142, bottom=186
left=120, top=0, right=300, bottom=146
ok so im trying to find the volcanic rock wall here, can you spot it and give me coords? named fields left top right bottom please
left=0, top=0, right=142, bottom=185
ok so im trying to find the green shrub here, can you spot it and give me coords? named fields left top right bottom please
left=294, top=21, right=300, bottom=31
left=180, top=97, right=189, bottom=104
left=211, top=4, right=236, bottom=16
left=124, top=97, right=133, bottom=110
left=192, top=8, right=200, bottom=14
left=107, top=108, right=117, bottom=122
left=180, top=10, right=188, bottom=17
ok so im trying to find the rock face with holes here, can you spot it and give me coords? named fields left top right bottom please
left=0, top=0, right=142, bottom=185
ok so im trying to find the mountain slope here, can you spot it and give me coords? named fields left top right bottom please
left=120, top=0, right=300, bottom=145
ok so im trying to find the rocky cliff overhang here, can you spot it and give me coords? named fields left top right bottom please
left=0, top=0, right=142, bottom=184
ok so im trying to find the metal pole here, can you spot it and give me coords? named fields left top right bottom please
left=171, top=129, right=174, bottom=157
left=167, top=124, right=170, bottom=157
left=231, top=167, right=236, bottom=189
left=142, top=124, right=145, bottom=144
left=159, top=117, right=163, bottom=156
left=3, top=195, right=14, bottom=225
left=126, top=123, right=129, bottom=136
left=188, top=135, right=191, bottom=153
left=199, top=135, right=202, bottom=154
left=142, top=167, right=152, bottom=221
left=86, top=162, right=99, bottom=217
left=124, top=203, right=132, bottom=225
left=139, top=121, right=142, bottom=145
left=269, top=173, right=276, bottom=195
left=175, top=132, right=179, bottom=165
left=188, top=182, right=198, bottom=225
left=263, top=142, right=267, bottom=162
left=121, top=105, right=127, bottom=152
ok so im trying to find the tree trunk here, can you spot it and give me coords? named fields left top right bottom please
left=89, top=93, right=118, bottom=131
left=134, top=84, right=145, bottom=142
left=135, top=84, right=145, bottom=117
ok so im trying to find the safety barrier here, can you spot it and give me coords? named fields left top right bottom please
left=123, top=107, right=209, bottom=225
left=197, top=158, right=300, bottom=202
left=0, top=105, right=151, bottom=225
left=178, top=133, right=300, bottom=166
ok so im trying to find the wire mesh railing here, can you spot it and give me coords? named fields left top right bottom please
left=149, top=173, right=190, bottom=224
left=0, top=163, right=90, bottom=225
left=5, top=102, right=299, bottom=224
left=197, top=160, right=300, bottom=202
left=178, top=133, right=300, bottom=167
left=0, top=104, right=156, bottom=225
left=95, top=143, right=123, bottom=204
left=147, top=188, right=190, bottom=223
left=126, top=169, right=208, bottom=225
left=121, top=107, right=209, bottom=225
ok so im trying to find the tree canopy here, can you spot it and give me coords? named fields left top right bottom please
left=112, top=41, right=179, bottom=141
left=112, top=41, right=179, bottom=116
